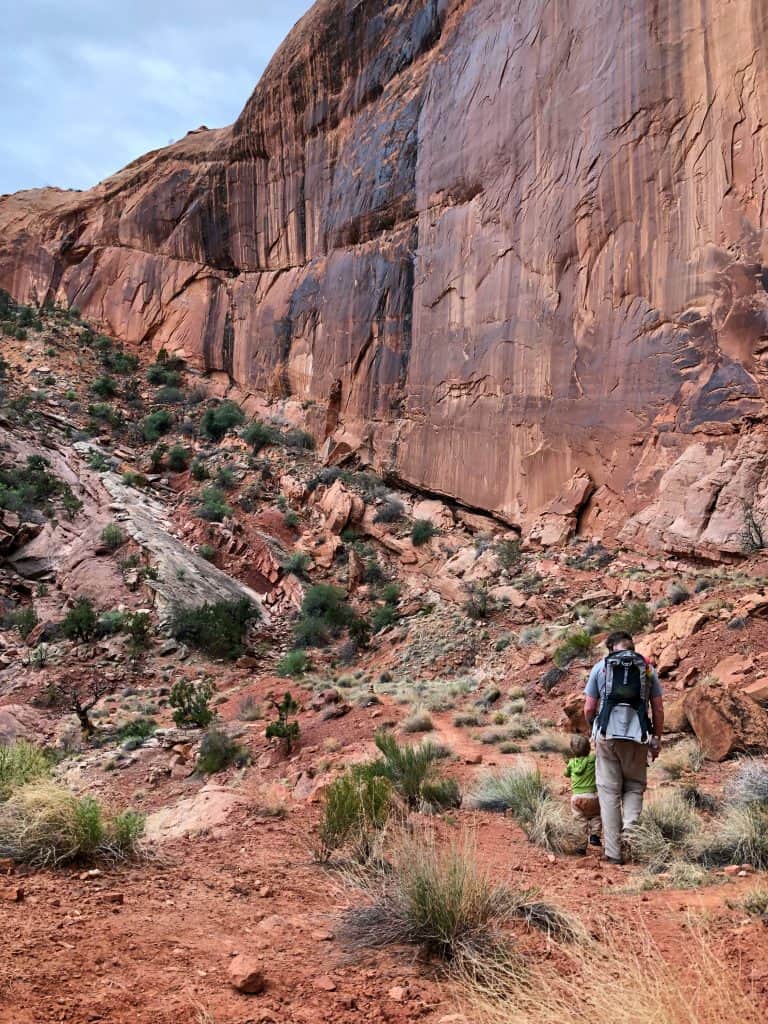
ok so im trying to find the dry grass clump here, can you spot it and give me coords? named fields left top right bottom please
left=401, top=707, right=435, bottom=733
left=0, top=741, right=51, bottom=800
left=339, top=834, right=577, bottom=985
left=526, top=799, right=586, bottom=855
left=734, top=885, right=768, bottom=919
left=315, top=769, right=394, bottom=863
left=696, top=803, right=768, bottom=870
left=505, top=714, right=540, bottom=740
left=657, top=739, right=704, bottom=780
left=470, top=925, right=763, bottom=1023
left=629, top=791, right=702, bottom=871
left=0, top=782, right=144, bottom=867
left=529, top=731, right=570, bottom=754
left=467, top=767, right=549, bottom=817
left=634, top=860, right=712, bottom=891
left=454, top=712, right=482, bottom=727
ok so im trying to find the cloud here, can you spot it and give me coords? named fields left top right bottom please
left=0, top=0, right=313, bottom=194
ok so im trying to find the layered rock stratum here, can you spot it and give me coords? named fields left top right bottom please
left=3, top=0, right=768, bottom=556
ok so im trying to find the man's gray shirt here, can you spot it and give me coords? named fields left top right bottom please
left=584, top=657, right=662, bottom=743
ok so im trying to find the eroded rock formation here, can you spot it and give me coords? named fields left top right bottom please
left=3, top=0, right=768, bottom=554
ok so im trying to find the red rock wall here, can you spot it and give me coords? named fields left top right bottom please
left=3, top=0, right=768, bottom=551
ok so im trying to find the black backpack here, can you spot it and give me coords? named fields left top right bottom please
left=596, top=650, right=653, bottom=741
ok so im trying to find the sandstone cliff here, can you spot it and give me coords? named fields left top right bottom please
left=3, top=0, right=768, bottom=556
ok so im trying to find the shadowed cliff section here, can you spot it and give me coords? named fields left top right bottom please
left=4, top=0, right=768, bottom=556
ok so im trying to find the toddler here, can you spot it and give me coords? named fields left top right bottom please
left=565, top=734, right=602, bottom=849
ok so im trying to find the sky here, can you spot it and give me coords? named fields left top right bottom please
left=0, top=0, right=313, bottom=195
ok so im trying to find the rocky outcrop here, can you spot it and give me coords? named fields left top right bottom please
left=4, top=1, right=768, bottom=550
left=684, top=680, right=768, bottom=761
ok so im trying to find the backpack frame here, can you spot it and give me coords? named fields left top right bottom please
left=596, top=650, right=653, bottom=741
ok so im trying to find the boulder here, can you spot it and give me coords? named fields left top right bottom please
left=742, top=678, right=768, bottom=706
left=665, top=608, right=708, bottom=641
left=229, top=955, right=266, bottom=994
left=561, top=692, right=588, bottom=735
left=488, top=585, right=527, bottom=608
left=663, top=698, right=691, bottom=734
left=734, top=593, right=768, bottom=619
left=0, top=705, right=51, bottom=745
left=318, top=480, right=364, bottom=534
left=412, top=498, right=454, bottom=530
left=655, top=642, right=680, bottom=677
left=712, top=653, right=754, bottom=688
left=683, top=681, right=768, bottom=761
left=528, top=472, right=594, bottom=548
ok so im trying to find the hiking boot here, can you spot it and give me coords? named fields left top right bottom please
left=589, top=834, right=602, bottom=847
left=604, top=856, right=623, bottom=865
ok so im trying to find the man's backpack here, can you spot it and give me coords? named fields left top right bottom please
left=596, top=650, right=653, bottom=741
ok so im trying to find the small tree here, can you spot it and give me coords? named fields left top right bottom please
left=266, top=692, right=300, bottom=753
left=51, top=675, right=114, bottom=735
left=60, top=598, right=99, bottom=642
left=170, top=678, right=215, bottom=728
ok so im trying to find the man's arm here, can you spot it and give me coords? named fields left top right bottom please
left=583, top=662, right=601, bottom=727
left=650, top=695, right=664, bottom=738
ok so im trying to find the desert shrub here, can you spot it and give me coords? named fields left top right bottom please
left=628, top=791, right=702, bottom=871
left=125, top=611, right=152, bottom=653
left=283, top=552, right=311, bottom=577
left=467, top=767, right=549, bottom=820
left=411, top=519, right=438, bottom=546
left=277, top=650, right=310, bottom=677
left=657, top=739, right=704, bottom=780
left=0, top=782, right=143, bottom=866
left=107, top=350, right=139, bottom=375
left=141, top=408, right=172, bottom=442
left=371, top=731, right=443, bottom=809
left=215, top=465, right=237, bottom=489
left=0, top=454, right=78, bottom=519
left=90, top=375, right=117, bottom=398
left=283, top=427, right=315, bottom=450
left=60, top=598, right=98, bottom=641
left=100, top=523, right=126, bottom=551
left=265, top=692, right=300, bottom=753
left=3, top=605, right=38, bottom=640
left=454, top=712, right=481, bottom=728
left=529, top=732, right=570, bottom=754
left=190, top=459, right=209, bottom=481
left=149, top=444, right=167, bottom=470
left=371, top=604, right=399, bottom=633
left=316, top=770, right=393, bottom=862
left=339, top=836, right=572, bottom=978
left=193, top=485, right=233, bottom=522
left=727, top=758, right=768, bottom=806
left=146, top=363, right=179, bottom=386
left=401, top=708, right=434, bottom=733
left=115, top=718, right=156, bottom=743
left=505, top=715, right=540, bottom=740
left=606, top=600, right=651, bottom=634
left=242, top=419, right=281, bottom=451
left=420, top=777, right=462, bottom=812
left=198, top=543, right=216, bottom=562
left=496, top=538, right=523, bottom=570
left=293, top=584, right=360, bottom=648
left=540, top=666, right=566, bottom=692
left=0, top=741, right=51, bottom=800
left=464, top=584, right=490, bottom=620
left=170, top=598, right=256, bottom=659
left=737, top=886, right=768, bottom=918
left=553, top=630, right=593, bottom=668
left=166, top=444, right=190, bottom=472
left=200, top=400, right=244, bottom=441
left=197, top=726, right=247, bottom=774
left=237, top=695, right=263, bottom=721
left=97, top=609, right=126, bottom=636
left=373, top=496, right=405, bottom=523
left=666, top=581, right=690, bottom=606
left=156, top=385, right=185, bottom=404
left=169, top=677, right=215, bottom=728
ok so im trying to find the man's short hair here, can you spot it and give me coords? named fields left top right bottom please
left=570, top=734, right=590, bottom=757
left=605, top=630, right=634, bottom=651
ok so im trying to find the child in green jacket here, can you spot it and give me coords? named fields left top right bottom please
left=565, top=734, right=602, bottom=849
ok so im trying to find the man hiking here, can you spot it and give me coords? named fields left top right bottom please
left=583, top=630, right=664, bottom=864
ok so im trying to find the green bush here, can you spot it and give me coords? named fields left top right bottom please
left=170, top=598, right=256, bottom=659
left=90, top=375, right=117, bottom=398
left=371, top=731, right=442, bottom=809
left=193, top=485, right=232, bottom=523
left=317, top=770, right=393, bottom=862
left=0, top=741, right=51, bottom=800
left=60, top=598, right=98, bottom=642
left=265, top=692, right=300, bottom=753
left=284, top=510, right=299, bottom=529
left=497, top=538, right=523, bottom=570
left=401, top=708, right=434, bottom=733
left=100, top=523, right=126, bottom=551
left=373, top=497, right=404, bottom=524
left=115, top=718, right=156, bottom=743
left=697, top=804, right=768, bottom=870
left=411, top=519, right=438, bottom=546
left=141, top=409, right=173, bottom=442
left=107, top=350, right=139, bottom=375
left=156, top=385, right=185, bottom=404
left=606, top=600, right=652, bottom=635
left=420, top=777, right=462, bottom=811
left=0, top=455, right=78, bottom=519
left=293, top=584, right=359, bottom=648
left=215, top=465, right=237, bottom=489
left=553, top=630, right=593, bottom=668
left=283, top=428, right=315, bottom=450
left=166, top=444, right=190, bottom=472
left=277, top=650, right=310, bottom=677
left=149, top=444, right=167, bottom=470
left=190, top=459, right=209, bottom=481
left=197, top=726, right=248, bottom=774
left=4, top=605, right=38, bottom=640
left=169, top=677, right=215, bottom=728
left=125, top=611, right=152, bottom=653
left=97, top=610, right=126, bottom=636
left=283, top=552, right=311, bottom=577
left=146, top=363, right=181, bottom=386
left=200, top=400, right=245, bottom=441
left=242, top=420, right=280, bottom=452
left=198, top=543, right=217, bottom=562
left=0, top=782, right=143, bottom=866
left=464, top=584, right=490, bottom=620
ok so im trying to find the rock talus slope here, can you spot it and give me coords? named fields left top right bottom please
left=3, top=0, right=768, bottom=553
